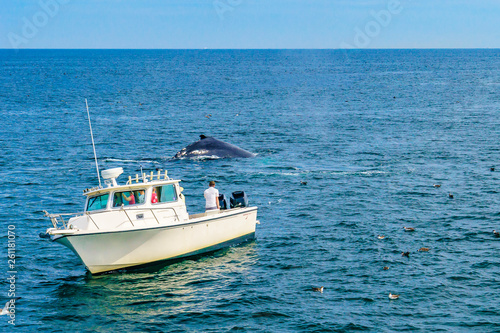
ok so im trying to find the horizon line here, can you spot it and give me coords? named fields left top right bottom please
left=1, top=47, right=500, bottom=51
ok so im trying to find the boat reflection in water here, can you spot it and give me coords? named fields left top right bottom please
left=48, top=242, right=258, bottom=326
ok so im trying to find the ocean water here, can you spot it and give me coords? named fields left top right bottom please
left=1, top=49, right=500, bottom=332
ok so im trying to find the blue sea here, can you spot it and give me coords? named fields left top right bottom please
left=1, top=49, right=500, bottom=332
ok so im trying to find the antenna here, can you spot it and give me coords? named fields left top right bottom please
left=86, top=99, right=102, bottom=187
left=140, top=164, right=145, bottom=182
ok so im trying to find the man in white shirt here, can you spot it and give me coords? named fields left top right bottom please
left=204, top=181, right=220, bottom=211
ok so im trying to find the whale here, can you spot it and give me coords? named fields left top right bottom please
left=173, top=135, right=255, bottom=159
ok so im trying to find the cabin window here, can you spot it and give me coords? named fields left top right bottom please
left=152, top=185, right=177, bottom=203
left=113, top=189, right=146, bottom=207
left=86, top=193, right=109, bottom=211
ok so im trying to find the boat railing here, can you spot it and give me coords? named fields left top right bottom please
left=125, top=170, right=170, bottom=185
left=43, top=210, right=83, bottom=229
left=45, top=206, right=181, bottom=230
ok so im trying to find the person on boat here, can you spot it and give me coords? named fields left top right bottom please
left=137, top=190, right=145, bottom=203
left=122, top=191, right=135, bottom=205
left=151, top=187, right=158, bottom=204
left=204, top=181, right=220, bottom=211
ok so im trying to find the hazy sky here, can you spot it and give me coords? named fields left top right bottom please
left=2, top=0, right=500, bottom=49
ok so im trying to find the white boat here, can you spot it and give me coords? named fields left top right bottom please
left=43, top=167, right=259, bottom=274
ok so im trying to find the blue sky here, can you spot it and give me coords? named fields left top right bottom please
left=2, top=0, right=499, bottom=49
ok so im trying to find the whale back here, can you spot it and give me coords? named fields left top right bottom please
left=174, top=136, right=255, bottom=159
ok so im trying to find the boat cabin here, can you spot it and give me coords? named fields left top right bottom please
left=85, top=182, right=180, bottom=212
left=67, top=168, right=189, bottom=231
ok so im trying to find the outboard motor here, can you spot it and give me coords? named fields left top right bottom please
left=230, top=191, right=248, bottom=208
left=218, top=194, right=230, bottom=210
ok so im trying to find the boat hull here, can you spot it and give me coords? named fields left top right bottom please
left=54, top=208, right=258, bottom=274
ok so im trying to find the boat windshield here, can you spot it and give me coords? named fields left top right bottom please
left=86, top=193, right=109, bottom=212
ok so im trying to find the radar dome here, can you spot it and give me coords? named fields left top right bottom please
left=101, top=167, right=123, bottom=180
